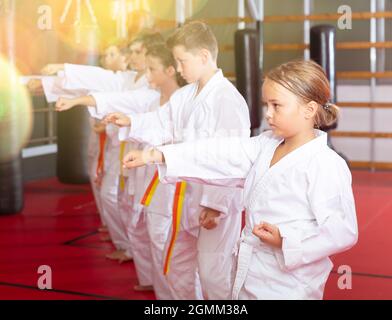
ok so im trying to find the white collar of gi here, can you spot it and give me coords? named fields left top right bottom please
left=313, top=129, right=328, bottom=146
left=271, top=129, right=329, bottom=155
left=257, top=129, right=328, bottom=176
left=136, top=73, right=148, bottom=85
left=193, top=69, right=224, bottom=101
left=273, top=129, right=327, bottom=143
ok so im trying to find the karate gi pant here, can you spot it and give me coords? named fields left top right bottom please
left=88, top=156, right=106, bottom=226
left=197, top=212, right=242, bottom=300
left=146, top=211, right=173, bottom=300
left=87, top=132, right=106, bottom=227
left=100, top=173, right=129, bottom=251
left=118, top=179, right=134, bottom=258
left=127, top=208, right=154, bottom=287
left=163, top=228, right=203, bottom=300
left=163, top=212, right=241, bottom=300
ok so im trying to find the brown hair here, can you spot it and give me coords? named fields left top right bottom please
left=100, top=39, right=127, bottom=54
left=266, top=59, right=339, bottom=128
left=167, top=21, right=219, bottom=61
left=129, top=30, right=165, bottom=51
left=146, top=43, right=187, bottom=87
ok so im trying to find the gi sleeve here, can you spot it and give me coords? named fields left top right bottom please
left=42, top=76, right=87, bottom=102
left=118, top=102, right=175, bottom=146
left=88, top=88, right=159, bottom=119
left=156, top=135, right=262, bottom=188
left=63, top=64, right=130, bottom=92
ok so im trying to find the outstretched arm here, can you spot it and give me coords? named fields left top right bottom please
left=41, top=64, right=64, bottom=76
left=55, top=88, right=158, bottom=119
left=88, top=88, right=159, bottom=119
left=109, top=103, right=175, bottom=146
left=123, top=135, right=262, bottom=188
left=42, top=63, right=131, bottom=92
left=55, top=96, right=95, bottom=112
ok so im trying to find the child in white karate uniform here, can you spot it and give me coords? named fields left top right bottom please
left=41, top=32, right=164, bottom=92
left=56, top=44, right=184, bottom=298
left=129, top=44, right=185, bottom=299
left=53, top=33, right=162, bottom=267
left=88, top=43, right=129, bottom=239
left=124, top=60, right=359, bottom=300
left=107, top=22, right=250, bottom=300
left=37, top=42, right=130, bottom=239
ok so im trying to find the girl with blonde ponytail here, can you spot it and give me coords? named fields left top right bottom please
left=122, top=59, right=359, bottom=300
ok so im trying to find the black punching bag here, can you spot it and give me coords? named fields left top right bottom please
left=57, top=25, right=100, bottom=184
left=310, top=25, right=337, bottom=131
left=235, top=29, right=262, bottom=136
left=0, top=0, right=25, bottom=215
left=0, top=158, right=24, bottom=214
left=56, top=108, right=91, bottom=184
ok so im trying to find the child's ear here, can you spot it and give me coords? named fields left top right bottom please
left=199, top=48, right=211, bottom=64
left=304, top=101, right=318, bottom=119
left=166, top=65, right=176, bottom=77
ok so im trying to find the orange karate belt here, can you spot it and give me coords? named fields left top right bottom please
left=141, top=170, right=160, bottom=206
left=163, top=181, right=186, bottom=275
left=140, top=170, right=187, bottom=275
left=119, top=142, right=127, bottom=191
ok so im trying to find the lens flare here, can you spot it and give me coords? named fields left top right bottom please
left=191, top=0, right=210, bottom=17
left=0, top=56, right=33, bottom=162
left=150, top=0, right=176, bottom=20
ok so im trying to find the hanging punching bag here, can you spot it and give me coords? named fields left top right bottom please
left=310, top=24, right=349, bottom=162
left=56, top=24, right=100, bottom=184
left=0, top=158, right=24, bottom=214
left=310, top=25, right=338, bottom=131
left=235, top=29, right=262, bottom=136
left=56, top=107, right=91, bottom=184
left=0, top=0, right=31, bottom=215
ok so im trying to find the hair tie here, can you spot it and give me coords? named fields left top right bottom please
left=323, top=102, right=332, bottom=112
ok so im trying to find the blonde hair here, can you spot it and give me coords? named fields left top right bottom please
left=266, top=60, right=339, bottom=128
left=167, top=21, right=219, bottom=61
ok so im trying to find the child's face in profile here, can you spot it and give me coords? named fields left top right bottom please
left=172, top=45, right=204, bottom=84
left=102, top=45, right=127, bottom=72
left=145, top=56, right=174, bottom=89
left=128, top=41, right=147, bottom=72
left=262, top=78, right=312, bottom=138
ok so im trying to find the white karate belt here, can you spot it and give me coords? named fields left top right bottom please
left=231, top=232, right=275, bottom=300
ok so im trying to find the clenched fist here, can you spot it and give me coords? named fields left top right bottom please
left=103, top=112, right=131, bottom=127
left=199, top=207, right=221, bottom=230
left=56, top=97, right=77, bottom=112
left=123, top=148, right=164, bottom=169
left=252, top=221, right=283, bottom=249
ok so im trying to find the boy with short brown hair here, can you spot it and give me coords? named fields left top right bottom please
left=109, top=21, right=250, bottom=300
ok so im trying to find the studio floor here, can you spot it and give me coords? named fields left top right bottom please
left=1, top=170, right=391, bottom=300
